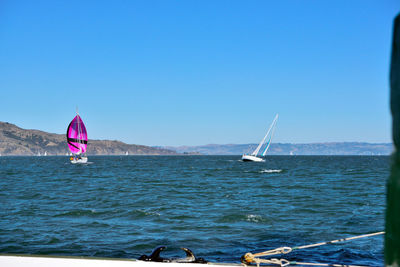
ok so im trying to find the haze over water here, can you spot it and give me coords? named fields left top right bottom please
left=0, top=155, right=387, bottom=265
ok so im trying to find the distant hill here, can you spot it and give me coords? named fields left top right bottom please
left=0, top=122, right=178, bottom=156
left=1, top=121, right=392, bottom=156
left=164, top=142, right=393, bottom=155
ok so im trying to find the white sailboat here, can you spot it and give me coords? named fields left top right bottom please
left=242, top=114, right=278, bottom=162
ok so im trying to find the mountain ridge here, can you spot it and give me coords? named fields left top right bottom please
left=162, top=142, right=393, bottom=155
left=0, top=121, right=392, bottom=155
left=0, top=121, right=178, bottom=155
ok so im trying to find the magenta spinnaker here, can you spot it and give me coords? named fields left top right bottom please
left=66, top=115, right=88, bottom=154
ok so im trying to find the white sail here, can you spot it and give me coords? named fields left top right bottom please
left=261, top=114, right=278, bottom=156
left=251, top=114, right=279, bottom=156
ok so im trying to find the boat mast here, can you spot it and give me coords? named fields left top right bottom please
left=252, top=114, right=279, bottom=156
left=76, top=107, right=82, bottom=154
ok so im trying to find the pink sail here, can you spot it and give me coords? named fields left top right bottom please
left=66, top=115, right=88, bottom=154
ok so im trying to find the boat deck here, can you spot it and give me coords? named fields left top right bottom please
left=0, top=255, right=242, bottom=267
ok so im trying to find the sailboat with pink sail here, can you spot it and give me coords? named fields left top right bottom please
left=66, top=112, right=88, bottom=164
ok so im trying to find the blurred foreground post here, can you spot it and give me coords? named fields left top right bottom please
left=386, top=13, right=400, bottom=266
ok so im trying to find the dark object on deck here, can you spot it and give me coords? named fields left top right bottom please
left=139, top=246, right=166, bottom=262
left=138, top=246, right=207, bottom=264
left=385, top=13, right=400, bottom=266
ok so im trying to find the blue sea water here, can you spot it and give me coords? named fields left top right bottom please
left=0, top=156, right=388, bottom=266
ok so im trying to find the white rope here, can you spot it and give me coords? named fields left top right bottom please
left=242, top=231, right=384, bottom=266
left=293, top=231, right=385, bottom=251
left=251, top=258, right=290, bottom=267
left=289, top=262, right=368, bottom=267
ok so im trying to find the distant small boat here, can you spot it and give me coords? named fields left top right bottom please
left=242, top=114, right=278, bottom=162
left=125, top=151, right=129, bottom=156
left=67, top=111, right=88, bottom=164
left=44, top=151, right=47, bottom=156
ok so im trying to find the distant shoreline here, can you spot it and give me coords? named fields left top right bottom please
left=161, top=142, right=393, bottom=156
left=0, top=121, right=392, bottom=156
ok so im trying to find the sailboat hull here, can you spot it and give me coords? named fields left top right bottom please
left=71, top=157, right=88, bottom=164
left=242, top=154, right=265, bottom=162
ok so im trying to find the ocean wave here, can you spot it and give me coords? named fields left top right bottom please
left=217, top=213, right=266, bottom=223
left=260, top=169, right=282, bottom=173
left=139, top=209, right=161, bottom=217
left=53, top=209, right=106, bottom=217
left=126, top=209, right=161, bottom=218
left=245, top=214, right=264, bottom=223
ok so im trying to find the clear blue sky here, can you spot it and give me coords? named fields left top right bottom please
left=0, top=1, right=398, bottom=146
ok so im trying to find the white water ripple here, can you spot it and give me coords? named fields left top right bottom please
left=260, top=169, right=282, bottom=173
left=246, top=214, right=263, bottom=222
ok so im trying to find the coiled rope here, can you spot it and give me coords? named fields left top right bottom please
left=241, top=231, right=384, bottom=267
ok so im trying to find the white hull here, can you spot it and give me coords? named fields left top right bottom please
left=242, top=154, right=265, bottom=162
left=0, top=255, right=240, bottom=267
left=71, top=157, right=88, bottom=164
